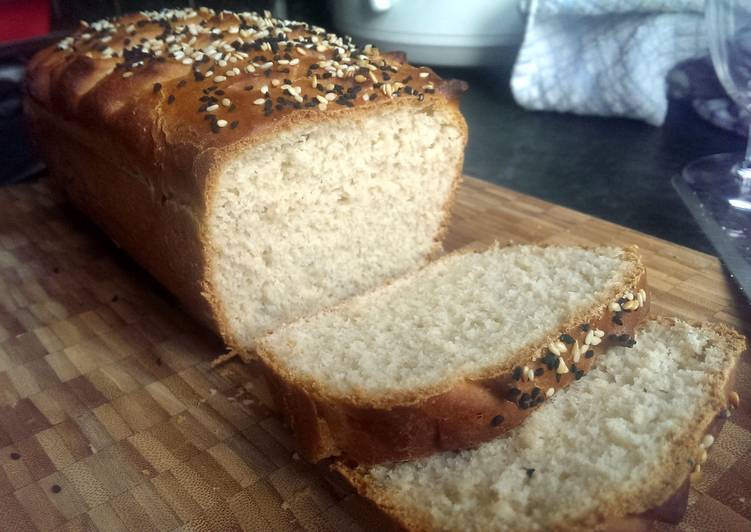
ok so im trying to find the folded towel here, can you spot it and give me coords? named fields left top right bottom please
left=511, top=0, right=706, bottom=126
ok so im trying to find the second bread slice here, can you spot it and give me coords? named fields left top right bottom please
left=256, top=244, right=648, bottom=463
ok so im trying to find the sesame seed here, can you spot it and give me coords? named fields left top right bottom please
left=701, top=434, right=715, bottom=449
left=316, top=95, right=327, bottom=104
left=182, top=58, right=193, bottom=65
left=206, top=104, right=219, bottom=111
left=222, top=98, right=232, bottom=107
left=289, top=57, right=300, bottom=65
left=122, top=71, right=133, bottom=78
left=419, top=71, right=429, bottom=78
left=325, top=92, right=337, bottom=101
left=556, top=358, right=569, bottom=375
left=261, top=85, right=269, bottom=94
left=245, top=64, right=256, bottom=73
left=271, top=79, right=281, bottom=87
left=609, top=302, right=622, bottom=312
left=254, top=98, right=266, bottom=105
left=729, top=391, right=740, bottom=408
left=318, top=102, right=327, bottom=111
left=213, top=75, right=227, bottom=82
left=699, top=448, right=708, bottom=464
left=546, top=387, right=555, bottom=398
left=261, top=62, right=273, bottom=70
left=216, top=119, right=228, bottom=127
left=354, top=74, right=367, bottom=83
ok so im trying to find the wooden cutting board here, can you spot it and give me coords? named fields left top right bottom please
left=0, top=176, right=749, bottom=531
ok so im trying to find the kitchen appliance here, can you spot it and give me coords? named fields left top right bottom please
left=330, top=0, right=524, bottom=66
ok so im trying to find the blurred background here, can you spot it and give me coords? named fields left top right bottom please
left=0, top=0, right=747, bottom=259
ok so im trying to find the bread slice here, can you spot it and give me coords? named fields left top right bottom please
left=338, top=318, right=746, bottom=531
left=256, top=244, right=649, bottom=463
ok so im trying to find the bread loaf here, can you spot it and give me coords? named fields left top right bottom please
left=256, top=244, right=649, bottom=464
left=23, top=7, right=468, bottom=348
left=339, top=318, right=746, bottom=531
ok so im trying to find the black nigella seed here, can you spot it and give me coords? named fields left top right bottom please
left=167, top=95, right=175, bottom=104
left=570, top=363, right=578, bottom=374
left=507, top=388, right=521, bottom=400
left=10, top=452, right=20, bottom=460
left=153, top=82, right=162, bottom=93
left=531, top=387, right=541, bottom=398
left=177, top=79, right=187, bottom=88
left=526, top=468, right=535, bottom=478
left=534, top=367, right=544, bottom=377
left=111, top=295, right=118, bottom=302
left=490, top=415, right=504, bottom=427
left=617, top=297, right=628, bottom=305
left=555, top=373, right=562, bottom=383
left=612, top=313, right=624, bottom=326
left=580, top=323, right=591, bottom=332
left=512, top=367, right=523, bottom=381
left=559, top=334, right=575, bottom=345
left=51, top=484, right=62, bottom=493
left=244, top=85, right=253, bottom=91
left=542, top=352, right=558, bottom=370
left=215, top=89, right=224, bottom=95
left=575, top=370, right=585, bottom=380
left=52, top=267, right=60, bottom=273
left=230, top=120, right=238, bottom=129
left=210, top=119, right=220, bottom=134
left=519, top=393, right=532, bottom=409
left=585, top=350, right=595, bottom=359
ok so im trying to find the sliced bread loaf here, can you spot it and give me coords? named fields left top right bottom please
left=256, top=244, right=649, bottom=463
left=339, top=318, right=745, bottom=531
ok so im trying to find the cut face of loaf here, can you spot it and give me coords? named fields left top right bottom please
left=209, top=103, right=464, bottom=348
left=256, top=245, right=649, bottom=463
left=341, top=319, right=746, bottom=532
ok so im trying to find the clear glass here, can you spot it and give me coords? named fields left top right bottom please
left=682, top=0, right=751, bottom=201
left=675, top=0, right=751, bottom=298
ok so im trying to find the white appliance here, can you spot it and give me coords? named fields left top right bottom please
left=329, top=0, right=524, bottom=66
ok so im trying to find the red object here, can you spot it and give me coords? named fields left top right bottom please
left=0, top=0, right=50, bottom=43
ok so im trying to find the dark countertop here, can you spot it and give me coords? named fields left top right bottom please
left=434, top=66, right=746, bottom=256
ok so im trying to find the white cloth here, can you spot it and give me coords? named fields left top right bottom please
left=511, top=0, right=706, bottom=126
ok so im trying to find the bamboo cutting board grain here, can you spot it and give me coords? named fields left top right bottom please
left=0, top=176, right=749, bottom=531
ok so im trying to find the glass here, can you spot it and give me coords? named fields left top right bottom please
left=675, top=0, right=751, bottom=298
left=682, top=0, right=751, bottom=190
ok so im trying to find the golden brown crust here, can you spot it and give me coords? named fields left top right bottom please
left=255, top=245, right=650, bottom=464
left=23, top=7, right=468, bottom=344
left=333, top=318, right=747, bottom=531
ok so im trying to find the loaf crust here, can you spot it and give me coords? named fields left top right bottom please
left=23, top=7, right=467, bottom=344
left=336, top=318, right=747, bottom=531
left=256, top=245, right=650, bottom=464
